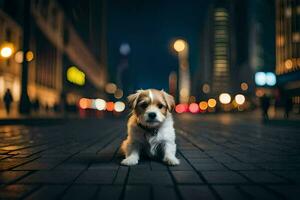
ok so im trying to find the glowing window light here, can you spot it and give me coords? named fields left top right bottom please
left=173, top=39, right=186, bottom=52
left=219, top=93, right=231, bottom=104
left=95, top=99, right=106, bottom=111
left=235, top=94, right=245, bottom=105
left=255, top=72, right=266, bottom=86
left=114, top=101, right=125, bottom=112
left=106, top=102, right=114, bottom=111
left=285, top=59, right=293, bottom=69
left=0, top=43, right=14, bottom=58
left=265, top=72, right=276, bottom=86
left=14, top=51, right=24, bottom=63
left=67, top=66, right=85, bottom=86
left=175, top=104, right=187, bottom=113
left=189, top=103, right=199, bottom=113
left=25, top=51, right=34, bottom=61
left=207, top=98, right=217, bottom=108
left=199, top=101, right=208, bottom=110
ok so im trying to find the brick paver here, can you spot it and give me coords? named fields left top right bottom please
left=0, top=115, right=299, bottom=199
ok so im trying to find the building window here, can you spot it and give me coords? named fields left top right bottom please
left=5, top=29, right=12, bottom=42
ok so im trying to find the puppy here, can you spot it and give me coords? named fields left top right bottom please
left=121, top=89, right=180, bottom=166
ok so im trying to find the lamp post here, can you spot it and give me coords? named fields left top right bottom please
left=173, top=39, right=191, bottom=103
left=19, top=0, right=31, bottom=114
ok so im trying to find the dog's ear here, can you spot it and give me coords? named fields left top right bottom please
left=127, top=90, right=143, bottom=109
left=161, top=90, right=175, bottom=111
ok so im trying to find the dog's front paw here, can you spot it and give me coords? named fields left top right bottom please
left=121, top=157, right=139, bottom=166
left=163, top=157, right=180, bottom=166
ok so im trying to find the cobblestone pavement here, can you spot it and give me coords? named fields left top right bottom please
left=0, top=114, right=299, bottom=200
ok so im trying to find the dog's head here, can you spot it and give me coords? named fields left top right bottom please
left=127, top=89, right=175, bottom=128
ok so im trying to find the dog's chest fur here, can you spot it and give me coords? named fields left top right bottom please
left=128, top=114, right=175, bottom=156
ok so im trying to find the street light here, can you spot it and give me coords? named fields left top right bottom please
left=0, top=43, right=14, bottom=58
left=173, top=39, right=186, bottom=52
left=173, top=39, right=190, bottom=103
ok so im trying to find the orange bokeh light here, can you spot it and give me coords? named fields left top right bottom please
left=106, top=102, right=115, bottom=111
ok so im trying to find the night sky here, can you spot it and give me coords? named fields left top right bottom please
left=107, top=0, right=209, bottom=91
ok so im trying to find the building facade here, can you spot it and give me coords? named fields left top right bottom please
left=275, top=0, right=300, bottom=103
left=0, top=0, right=107, bottom=115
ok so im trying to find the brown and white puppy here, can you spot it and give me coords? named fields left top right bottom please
left=121, top=89, right=180, bottom=166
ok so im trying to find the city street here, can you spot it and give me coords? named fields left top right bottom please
left=0, top=113, right=299, bottom=200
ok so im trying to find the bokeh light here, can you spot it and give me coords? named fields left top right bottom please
left=255, top=72, right=266, bottom=86
left=94, top=99, right=106, bottom=111
left=0, top=43, right=14, bottom=58
left=219, top=93, right=231, bottom=104
left=175, top=104, right=188, bottom=113
left=234, top=94, right=245, bottom=105
left=207, top=98, right=217, bottom=108
left=173, top=39, right=186, bottom=52
left=105, top=83, right=117, bottom=94
left=265, top=72, right=276, bottom=86
left=79, top=98, right=90, bottom=109
left=199, top=101, right=208, bottom=110
left=202, top=84, right=210, bottom=94
left=67, top=66, right=85, bottom=86
left=189, top=103, right=199, bottom=113
left=114, top=89, right=123, bottom=99
left=114, top=101, right=125, bottom=112
left=26, top=51, right=34, bottom=61
left=14, top=51, right=24, bottom=63
left=119, top=43, right=131, bottom=55
left=106, top=102, right=115, bottom=111
left=240, top=82, right=248, bottom=91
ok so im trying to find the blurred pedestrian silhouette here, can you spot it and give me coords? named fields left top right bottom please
left=3, top=89, right=13, bottom=115
left=32, top=99, right=40, bottom=112
left=260, top=94, right=270, bottom=121
left=284, top=96, right=293, bottom=119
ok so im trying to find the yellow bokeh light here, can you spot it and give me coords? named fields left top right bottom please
left=0, top=43, right=14, bottom=58
left=67, top=66, right=85, bottom=86
left=285, top=59, right=293, bottom=69
left=26, top=51, right=34, bottom=61
left=199, top=101, right=208, bottom=110
left=114, top=89, right=123, bottom=99
left=208, top=98, right=217, bottom=108
left=173, top=39, right=186, bottom=52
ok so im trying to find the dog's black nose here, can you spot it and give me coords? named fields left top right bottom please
left=148, top=112, right=156, bottom=119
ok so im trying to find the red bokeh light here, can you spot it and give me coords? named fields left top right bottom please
left=175, top=104, right=188, bottom=113
left=106, top=102, right=115, bottom=111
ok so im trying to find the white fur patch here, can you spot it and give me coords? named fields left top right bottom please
left=149, top=89, right=154, bottom=102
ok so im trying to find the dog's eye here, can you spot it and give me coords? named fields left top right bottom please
left=158, top=103, right=164, bottom=109
left=140, top=102, right=148, bottom=109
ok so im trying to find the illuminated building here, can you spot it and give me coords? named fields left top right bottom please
left=0, top=0, right=107, bottom=114
left=195, top=0, right=238, bottom=99
left=275, top=0, right=300, bottom=101
left=0, top=10, right=22, bottom=114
